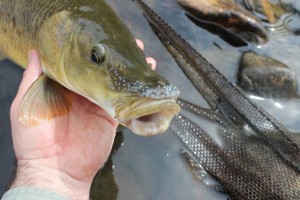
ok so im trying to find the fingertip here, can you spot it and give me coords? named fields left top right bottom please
left=134, top=39, right=156, bottom=70
left=26, top=50, right=43, bottom=77
left=146, top=57, right=157, bottom=70
left=135, top=38, right=144, bottom=51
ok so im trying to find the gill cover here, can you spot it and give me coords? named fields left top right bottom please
left=19, top=11, right=74, bottom=126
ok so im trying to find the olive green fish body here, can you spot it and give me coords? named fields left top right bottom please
left=0, top=0, right=180, bottom=136
left=0, top=0, right=77, bottom=65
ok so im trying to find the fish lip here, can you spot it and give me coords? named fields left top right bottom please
left=116, top=98, right=180, bottom=136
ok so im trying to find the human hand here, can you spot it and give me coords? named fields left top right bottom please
left=9, top=39, right=156, bottom=199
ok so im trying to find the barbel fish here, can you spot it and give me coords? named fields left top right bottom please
left=0, top=0, right=180, bottom=136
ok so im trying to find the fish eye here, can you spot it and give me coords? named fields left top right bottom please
left=90, top=44, right=106, bottom=64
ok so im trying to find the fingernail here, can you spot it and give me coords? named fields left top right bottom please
left=146, top=57, right=157, bottom=70
left=135, top=39, right=144, bottom=50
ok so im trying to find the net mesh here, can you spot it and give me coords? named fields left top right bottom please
left=171, top=99, right=300, bottom=200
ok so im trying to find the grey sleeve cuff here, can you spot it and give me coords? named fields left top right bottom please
left=1, top=187, right=70, bottom=200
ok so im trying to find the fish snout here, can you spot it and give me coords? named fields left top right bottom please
left=139, top=83, right=180, bottom=99
left=113, top=79, right=181, bottom=136
left=108, top=64, right=180, bottom=99
left=108, top=64, right=180, bottom=135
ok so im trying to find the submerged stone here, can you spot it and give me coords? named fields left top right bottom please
left=177, top=0, right=269, bottom=44
left=238, top=51, right=299, bottom=98
left=240, top=0, right=286, bottom=24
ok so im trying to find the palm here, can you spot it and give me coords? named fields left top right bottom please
left=10, top=43, right=154, bottom=190
left=11, top=89, right=118, bottom=181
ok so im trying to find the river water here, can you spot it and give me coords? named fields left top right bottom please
left=89, top=0, right=300, bottom=199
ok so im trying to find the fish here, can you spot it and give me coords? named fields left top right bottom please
left=135, top=0, right=300, bottom=199
left=176, top=0, right=269, bottom=44
left=0, top=0, right=180, bottom=136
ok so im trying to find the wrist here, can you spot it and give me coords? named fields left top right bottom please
left=11, top=160, right=91, bottom=200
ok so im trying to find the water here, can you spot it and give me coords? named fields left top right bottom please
left=91, top=0, right=300, bottom=199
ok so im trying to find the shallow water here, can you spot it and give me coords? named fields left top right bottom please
left=90, top=0, right=300, bottom=199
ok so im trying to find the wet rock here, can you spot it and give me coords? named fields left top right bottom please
left=177, top=0, right=269, bottom=44
left=238, top=51, right=299, bottom=98
left=185, top=13, right=248, bottom=47
left=240, top=0, right=285, bottom=24
left=242, top=0, right=300, bottom=37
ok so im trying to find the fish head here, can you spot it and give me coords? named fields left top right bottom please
left=38, top=6, right=180, bottom=136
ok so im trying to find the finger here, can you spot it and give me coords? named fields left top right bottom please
left=12, top=50, right=43, bottom=107
left=135, top=39, right=156, bottom=70
left=135, top=38, right=144, bottom=51
left=146, top=57, right=157, bottom=70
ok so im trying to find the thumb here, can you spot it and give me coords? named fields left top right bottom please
left=11, top=50, right=43, bottom=113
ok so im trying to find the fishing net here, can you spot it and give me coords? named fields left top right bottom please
left=171, top=99, right=300, bottom=200
left=134, top=0, right=300, bottom=199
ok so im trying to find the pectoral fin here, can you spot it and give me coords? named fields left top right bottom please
left=19, top=75, right=71, bottom=126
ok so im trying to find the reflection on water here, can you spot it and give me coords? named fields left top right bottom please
left=249, top=94, right=300, bottom=131
left=91, top=0, right=300, bottom=199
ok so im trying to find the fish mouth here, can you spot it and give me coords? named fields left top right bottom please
left=116, top=99, right=180, bottom=136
